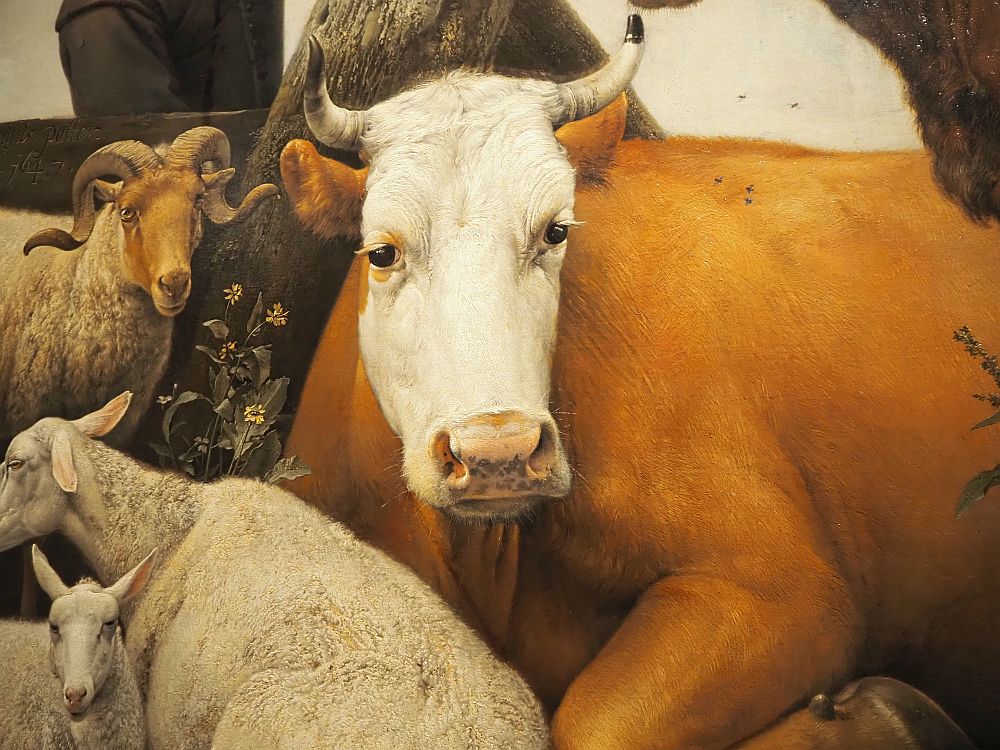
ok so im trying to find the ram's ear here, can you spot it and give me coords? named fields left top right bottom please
left=50, top=431, right=77, bottom=494
left=107, top=548, right=157, bottom=604
left=71, top=392, right=132, bottom=438
left=93, top=179, right=121, bottom=204
left=32, top=545, right=71, bottom=601
left=281, top=139, right=367, bottom=241
left=555, top=93, right=628, bottom=184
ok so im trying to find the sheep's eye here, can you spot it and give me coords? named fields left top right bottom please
left=119, top=208, right=137, bottom=222
left=544, top=222, right=569, bottom=245
left=368, top=244, right=400, bottom=269
left=49, top=623, right=59, bottom=635
left=7, top=459, right=23, bottom=471
left=103, top=619, right=117, bottom=629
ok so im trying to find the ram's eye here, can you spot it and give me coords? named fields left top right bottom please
left=119, top=208, right=137, bottom=222
left=7, top=459, right=23, bottom=471
left=368, top=244, right=400, bottom=269
left=49, top=623, right=59, bottom=635
left=544, top=222, right=570, bottom=245
left=103, top=619, right=117, bottom=629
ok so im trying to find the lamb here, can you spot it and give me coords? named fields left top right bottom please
left=0, top=545, right=154, bottom=750
left=0, top=128, right=278, bottom=446
left=0, top=393, right=550, bottom=750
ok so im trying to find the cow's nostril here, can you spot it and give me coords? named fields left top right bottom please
left=432, top=430, right=468, bottom=483
left=526, top=421, right=557, bottom=479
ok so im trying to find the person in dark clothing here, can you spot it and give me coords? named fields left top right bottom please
left=56, top=0, right=283, bottom=116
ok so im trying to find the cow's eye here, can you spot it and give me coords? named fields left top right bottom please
left=368, top=244, right=400, bottom=269
left=544, top=222, right=569, bottom=245
left=120, top=208, right=137, bottom=222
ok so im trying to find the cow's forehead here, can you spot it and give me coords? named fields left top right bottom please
left=360, top=72, right=576, bottom=231
left=363, top=72, right=564, bottom=159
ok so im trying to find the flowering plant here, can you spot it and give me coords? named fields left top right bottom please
left=954, top=326, right=1000, bottom=516
left=150, top=283, right=310, bottom=483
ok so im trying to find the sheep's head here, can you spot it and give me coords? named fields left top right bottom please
left=24, top=127, right=279, bottom=318
left=0, top=393, right=132, bottom=553
left=32, top=545, right=156, bottom=717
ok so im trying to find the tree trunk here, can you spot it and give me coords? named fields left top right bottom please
left=144, top=0, right=663, bottom=446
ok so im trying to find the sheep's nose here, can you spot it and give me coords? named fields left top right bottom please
left=158, top=271, right=191, bottom=299
left=64, top=686, right=87, bottom=709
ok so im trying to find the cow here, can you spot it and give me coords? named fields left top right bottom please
left=280, top=16, right=1000, bottom=750
left=639, top=0, right=1000, bottom=225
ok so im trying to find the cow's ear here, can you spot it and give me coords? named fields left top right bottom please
left=281, top=139, right=367, bottom=241
left=555, top=93, right=628, bottom=184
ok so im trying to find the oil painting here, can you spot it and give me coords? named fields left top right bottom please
left=1, top=0, right=999, bottom=747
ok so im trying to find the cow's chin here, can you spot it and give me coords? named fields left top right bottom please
left=444, top=495, right=547, bottom=525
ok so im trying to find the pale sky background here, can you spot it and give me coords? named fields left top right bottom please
left=0, top=0, right=922, bottom=150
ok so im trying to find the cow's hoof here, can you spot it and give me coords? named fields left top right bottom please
left=820, top=677, right=976, bottom=750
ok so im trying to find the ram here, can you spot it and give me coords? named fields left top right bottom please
left=0, top=127, right=277, bottom=445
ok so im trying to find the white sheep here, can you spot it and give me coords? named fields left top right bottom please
left=0, top=393, right=550, bottom=750
left=0, top=128, right=278, bottom=446
left=0, top=545, right=155, bottom=750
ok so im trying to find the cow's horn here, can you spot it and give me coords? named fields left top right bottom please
left=554, top=14, right=645, bottom=126
left=303, top=35, right=366, bottom=151
left=23, top=141, right=160, bottom=255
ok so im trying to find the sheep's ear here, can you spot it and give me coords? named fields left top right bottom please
left=202, top=168, right=236, bottom=190
left=51, top=431, right=77, bottom=494
left=93, top=180, right=121, bottom=205
left=555, top=93, right=628, bottom=184
left=280, top=139, right=367, bottom=241
left=71, top=391, right=132, bottom=438
left=32, top=544, right=70, bottom=601
left=107, top=548, right=157, bottom=604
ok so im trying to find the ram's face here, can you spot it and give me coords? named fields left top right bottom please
left=117, top=169, right=204, bottom=317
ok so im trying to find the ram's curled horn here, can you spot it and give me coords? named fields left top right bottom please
left=166, top=126, right=279, bottom=224
left=23, top=141, right=161, bottom=255
left=553, top=14, right=645, bottom=126
left=302, top=35, right=367, bottom=151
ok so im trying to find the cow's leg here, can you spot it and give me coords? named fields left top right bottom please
left=550, top=551, right=860, bottom=750
left=733, top=678, right=976, bottom=750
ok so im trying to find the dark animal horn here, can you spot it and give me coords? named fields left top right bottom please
left=166, top=126, right=279, bottom=225
left=553, top=14, right=645, bottom=126
left=23, top=141, right=161, bottom=255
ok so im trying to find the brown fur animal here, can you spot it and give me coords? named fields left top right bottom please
left=282, top=30, right=1000, bottom=750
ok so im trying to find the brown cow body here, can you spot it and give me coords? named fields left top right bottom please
left=287, top=126, right=1000, bottom=749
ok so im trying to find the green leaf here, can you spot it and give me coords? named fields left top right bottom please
left=247, top=292, right=264, bottom=334
left=161, top=391, right=201, bottom=446
left=203, top=319, right=230, bottom=340
left=265, top=455, right=312, bottom=484
left=247, top=344, right=271, bottom=388
left=241, top=431, right=283, bottom=479
left=957, top=465, right=1000, bottom=517
left=248, top=378, right=288, bottom=436
left=212, top=369, right=231, bottom=405
left=972, top=410, right=1000, bottom=430
left=214, top=398, right=235, bottom=421
left=195, top=345, right=226, bottom=365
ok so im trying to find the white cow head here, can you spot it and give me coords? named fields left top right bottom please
left=283, top=17, right=644, bottom=521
